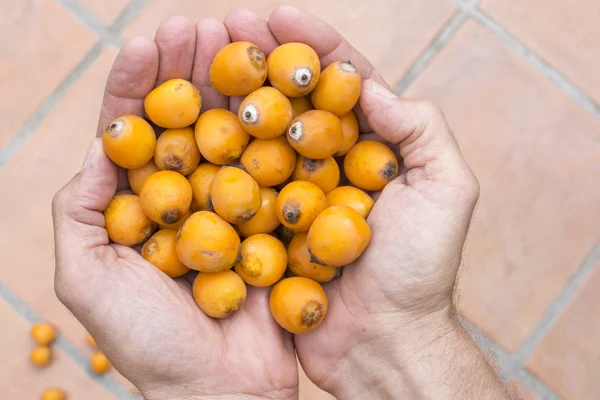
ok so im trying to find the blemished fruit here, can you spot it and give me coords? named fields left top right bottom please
left=326, top=186, right=374, bottom=219
left=267, top=43, right=321, bottom=97
left=237, top=187, right=280, bottom=237
left=307, top=205, right=372, bottom=267
left=292, top=156, right=340, bottom=194
left=211, top=167, right=261, bottom=224
left=240, top=137, right=296, bottom=187
left=269, top=277, right=328, bottom=334
left=154, top=127, right=201, bottom=175
left=238, top=87, right=293, bottom=139
left=31, top=346, right=52, bottom=367
left=90, top=351, right=111, bottom=374
left=187, top=163, right=221, bottom=211
left=176, top=211, right=241, bottom=272
left=158, top=210, right=191, bottom=230
left=142, top=229, right=190, bottom=278
left=311, top=60, right=361, bottom=116
left=193, top=270, right=247, bottom=318
left=234, top=234, right=287, bottom=287
left=86, top=332, right=97, bottom=348
left=334, top=110, right=359, bottom=157
left=128, top=159, right=159, bottom=195
left=288, top=233, right=339, bottom=283
left=103, top=115, right=156, bottom=169
left=42, top=388, right=65, bottom=400
left=287, top=110, right=342, bottom=159
left=289, top=96, right=313, bottom=118
left=144, top=78, right=201, bottom=128
left=277, top=225, right=295, bottom=245
left=104, top=194, right=156, bottom=246
left=140, top=170, right=193, bottom=225
left=195, top=109, right=250, bottom=165
left=210, top=41, right=267, bottom=96
left=31, top=323, right=56, bottom=346
left=344, top=140, right=399, bottom=191
left=275, top=180, right=326, bottom=232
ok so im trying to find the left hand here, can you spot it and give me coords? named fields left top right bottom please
left=52, top=15, right=298, bottom=400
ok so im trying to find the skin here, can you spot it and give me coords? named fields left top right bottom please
left=51, top=7, right=511, bottom=400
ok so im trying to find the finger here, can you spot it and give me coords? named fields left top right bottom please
left=359, top=79, right=477, bottom=193
left=268, top=6, right=388, bottom=132
left=154, top=16, right=197, bottom=85
left=97, top=36, right=159, bottom=137
left=192, top=18, right=230, bottom=111
left=224, top=9, right=280, bottom=55
left=52, top=138, right=117, bottom=265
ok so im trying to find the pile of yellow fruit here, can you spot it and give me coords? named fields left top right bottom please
left=102, top=41, right=398, bottom=334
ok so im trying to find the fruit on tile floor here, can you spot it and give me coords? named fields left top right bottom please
left=31, top=323, right=56, bottom=346
left=90, top=351, right=111, bottom=374
left=41, top=388, right=65, bottom=400
left=30, top=346, right=52, bottom=367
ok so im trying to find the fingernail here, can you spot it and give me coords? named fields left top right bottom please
left=81, top=142, right=96, bottom=171
left=371, top=80, right=396, bottom=99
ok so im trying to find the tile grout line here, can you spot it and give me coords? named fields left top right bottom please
left=513, top=242, right=600, bottom=365
left=393, top=8, right=469, bottom=95
left=54, top=0, right=114, bottom=39
left=460, top=318, right=564, bottom=400
left=0, top=282, right=138, bottom=399
left=467, top=6, right=600, bottom=120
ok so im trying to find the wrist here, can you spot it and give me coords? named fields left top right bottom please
left=141, top=385, right=298, bottom=400
left=323, top=306, right=457, bottom=399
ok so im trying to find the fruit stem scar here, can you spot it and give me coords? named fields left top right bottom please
left=340, top=60, right=357, bottom=73
left=282, top=204, right=300, bottom=224
left=288, top=122, right=303, bottom=141
left=301, top=300, right=324, bottom=327
left=241, top=104, right=258, bottom=124
left=302, top=157, right=322, bottom=172
left=107, top=119, right=124, bottom=137
left=294, top=68, right=312, bottom=87
left=381, top=161, right=398, bottom=180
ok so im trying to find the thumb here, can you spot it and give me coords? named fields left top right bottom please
left=52, top=138, right=118, bottom=255
left=359, top=79, right=473, bottom=186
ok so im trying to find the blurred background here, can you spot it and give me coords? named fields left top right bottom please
left=1, top=0, right=599, bottom=399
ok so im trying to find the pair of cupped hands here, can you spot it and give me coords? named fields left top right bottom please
left=52, top=6, right=491, bottom=400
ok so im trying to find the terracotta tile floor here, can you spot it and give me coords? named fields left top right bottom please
left=1, top=0, right=599, bottom=399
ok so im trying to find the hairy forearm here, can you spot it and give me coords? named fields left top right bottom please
left=326, top=312, right=511, bottom=400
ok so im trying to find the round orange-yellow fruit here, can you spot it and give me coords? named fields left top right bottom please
left=240, top=136, right=296, bottom=187
left=238, top=87, right=293, bottom=139
left=90, top=351, right=111, bottom=374
left=210, top=41, right=267, bottom=96
left=267, top=43, right=320, bottom=97
left=292, top=156, right=340, bottom=194
left=104, top=194, right=156, bottom=246
left=31, top=346, right=51, bottom=367
left=344, top=140, right=399, bottom=191
left=269, top=277, right=328, bottom=334
left=193, top=270, right=247, bottom=318
left=333, top=110, right=359, bottom=157
left=195, top=109, right=249, bottom=165
left=326, top=186, right=374, bottom=219
left=275, top=180, right=326, bottom=232
left=211, top=167, right=261, bottom=224
left=289, top=96, right=313, bottom=118
left=311, top=60, right=361, bottom=116
left=288, top=233, right=339, bottom=283
left=307, top=206, right=371, bottom=267
left=187, top=163, right=221, bottom=211
left=41, top=388, right=65, bottom=400
left=154, top=127, right=201, bottom=175
left=176, top=211, right=241, bottom=272
left=128, top=159, right=159, bottom=195
left=140, top=170, right=193, bottom=225
left=144, top=78, right=201, bottom=128
left=103, top=115, right=156, bottom=169
left=142, top=229, right=190, bottom=278
left=287, top=110, right=342, bottom=159
left=31, top=323, right=56, bottom=346
left=86, top=332, right=97, bottom=348
left=234, top=234, right=287, bottom=287
left=237, top=187, right=280, bottom=237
